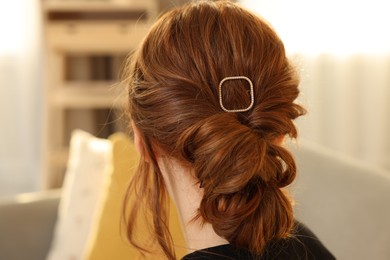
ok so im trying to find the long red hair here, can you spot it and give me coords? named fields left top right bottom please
left=123, top=1, right=306, bottom=259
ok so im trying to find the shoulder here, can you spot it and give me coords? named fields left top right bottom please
left=262, top=221, right=336, bottom=260
left=182, top=221, right=335, bottom=260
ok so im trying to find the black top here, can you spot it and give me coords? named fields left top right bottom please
left=182, top=222, right=335, bottom=260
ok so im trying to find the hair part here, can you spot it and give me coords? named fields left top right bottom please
left=123, top=1, right=306, bottom=259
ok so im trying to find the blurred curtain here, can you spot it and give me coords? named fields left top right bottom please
left=296, top=54, right=390, bottom=170
left=0, top=0, right=42, bottom=195
left=241, top=0, right=390, bottom=171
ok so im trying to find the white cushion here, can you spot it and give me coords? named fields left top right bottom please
left=46, top=130, right=112, bottom=260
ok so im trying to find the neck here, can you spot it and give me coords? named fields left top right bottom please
left=157, top=157, right=228, bottom=253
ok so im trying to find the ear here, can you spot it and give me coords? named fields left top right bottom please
left=131, top=121, right=150, bottom=162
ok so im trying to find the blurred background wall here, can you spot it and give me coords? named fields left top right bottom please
left=0, top=0, right=389, bottom=196
left=0, top=0, right=43, bottom=195
left=241, top=0, right=390, bottom=171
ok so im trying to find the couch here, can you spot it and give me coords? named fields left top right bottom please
left=0, top=189, right=60, bottom=260
left=1, top=132, right=390, bottom=260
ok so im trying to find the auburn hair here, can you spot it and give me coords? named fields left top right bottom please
left=123, top=1, right=306, bottom=259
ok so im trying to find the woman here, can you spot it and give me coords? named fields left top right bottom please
left=124, top=0, right=335, bottom=259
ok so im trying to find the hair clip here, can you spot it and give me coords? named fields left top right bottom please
left=218, top=76, right=254, bottom=113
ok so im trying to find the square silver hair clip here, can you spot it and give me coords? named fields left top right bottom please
left=218, top=76, right=254, bottom=113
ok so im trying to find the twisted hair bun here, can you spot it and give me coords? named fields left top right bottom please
left=178, top=113, right=296, bottom=253
left=125, top=1, right=306, bottom=258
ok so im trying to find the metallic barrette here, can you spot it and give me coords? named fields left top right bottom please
left=218, top=76, right=254, bottom=113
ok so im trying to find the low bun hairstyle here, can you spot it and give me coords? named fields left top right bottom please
left=178, top=113, right=297, bottom=252
left=124, top=1, right=306, bottom=259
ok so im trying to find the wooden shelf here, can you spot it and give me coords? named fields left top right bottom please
left=42, top=0, right=157, bottom=188
left=50, top=148, right=69, bottom=166
left=49, top=82, right=126, bottom=108
left=46, top=21, right=149, bottom=53
left=43, top=0, right=156, bottom=12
